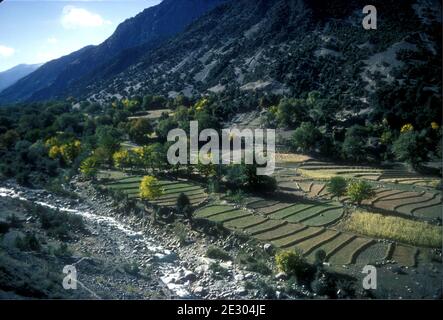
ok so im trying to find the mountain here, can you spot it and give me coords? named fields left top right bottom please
left=0, top=64, right=42, bottom=93
left=0, top=0, right=227, bottom=104
left=78, top=0, right=441, bottom=126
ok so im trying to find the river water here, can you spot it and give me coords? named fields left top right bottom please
left=0, top=184, right=193, bottom=299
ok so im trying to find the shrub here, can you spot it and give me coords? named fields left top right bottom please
left=206, top=246, right=232, bottom=261
left=37, top=207, right=85, bottom=240
left=226, top=189, right=247, bottom=204
left=173, top=222, right=188, bottom=245
left=54, top=243, right=72, bottom=257
left=209, top=262, right=230, bottom=280
left=15, top=233, right=41, bottom=252
left=326, top=177, right=348, bottom=199
left=275, top=249, right=306, bottom=277
left=123, top=262, right=140, bottom=276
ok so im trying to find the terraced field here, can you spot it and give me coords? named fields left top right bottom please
left=248, top=199, right=344, bottom=227
left=103, top=176, right=208, bottom=207
left=367, top=189, right=442, bottom=220
left=297, top=161, right=441, bottom=188
left=284, top=178, right=442, bottom=221
left=195, top=203, right=425, bottom=267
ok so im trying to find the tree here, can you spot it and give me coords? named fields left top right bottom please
left=140, top=176, right=164, bottom=224
left=275, top=98, right=307, bottom=128
left=275, top=249, right=307, bottom=278
left=0, top=129, right=19, bottom=149
left=80, top=156, right=98, bottom=179
left=393, top=130, right=429, bottom=169
left=139, top=176, right=164, bottom=201
left=156, top=117, right=178, bottom=142
left=113, top=150, right=134, bottom=171
left=341, top=125, right=369, bottom=162
left=291, top=122, right=321, bottom=153
left=326, top=177, right=348, bottom=199
left=129, top=118, right=153, bottom=145
left=59, top=140, right=81, bottom=164
left=176, top=193, right=192, bottom=220
left=96, top=126, right=121, bottom=164
left=346, top=180, right=376, bottom=205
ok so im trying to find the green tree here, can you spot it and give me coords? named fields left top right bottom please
left=347, top=180, right=376, bottom=205
left=326, top=177, right=348, bottom=199
left=341, top=125, right=369, bottom=162
left=96, top=126, right=121, bottom=164
left=276, top=98, right=307, bottom=128
left=129, top=118, right=153, bottom=145
left=393, top=130, right=429, bottom=169
left=156, top=117, right=178, bottom=142
left=291, top=122, right=321, bottom=153
left=80, top=156, right=98, bottom=179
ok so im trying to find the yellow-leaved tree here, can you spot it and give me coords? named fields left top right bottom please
left=139, top=176, right=164, bottom=223
left=139, top=176, right=164, bottom=201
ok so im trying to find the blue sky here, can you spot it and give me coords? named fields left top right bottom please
left=0, top=0, right=161, bottom=72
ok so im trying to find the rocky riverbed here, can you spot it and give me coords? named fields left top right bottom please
left=0, top=179, right=291, bottom=300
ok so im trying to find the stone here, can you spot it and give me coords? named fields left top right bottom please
left=192, top=286, right=207, bottom=296
left=275, top=272, right=287, bottom=281
left=234, top=274, right=245, bottom=282
left=244, top=273, right=254, bottom=280
left=154, top=251, right=178, bottom=263
left=263, top=243, right=273, bottom=253
left=181, top=270, right=197, bottom=283
left=235, top=287, right=248, bottom=296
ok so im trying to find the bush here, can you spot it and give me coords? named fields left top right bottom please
left=54, top=243, right=72, bottom=257
left=326, top=177, right=348, bottom=199
left=208, top=262, right=230, bottom=280
left=123, top=262, right=140, bottom=276
left=226, top=189, right=247, bottom=204
left=15, top=233, right=41, bottom=252
left=36, top=206, right=85, bottom=240
left=236, top=252, right=272, bottom=275
left=172, top=222, right=188, bottom=245
left=275, top=249, right=306, bottom=277
left=206, top=246, right=232, bottom=261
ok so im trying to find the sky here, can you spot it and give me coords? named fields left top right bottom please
left=0, top=0, right=162, bottom=72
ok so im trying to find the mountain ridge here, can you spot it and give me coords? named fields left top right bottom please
left=0, top=0, right=227, bottom=104
left=0, top=63, right=42, bottom=93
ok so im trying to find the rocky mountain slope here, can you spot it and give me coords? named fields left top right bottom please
left=80, top=0, right=440, bottom=123
left=0, top=0, right=227, bottom=104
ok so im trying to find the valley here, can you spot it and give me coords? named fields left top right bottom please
left=0, top=0, right=441, bottom=302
